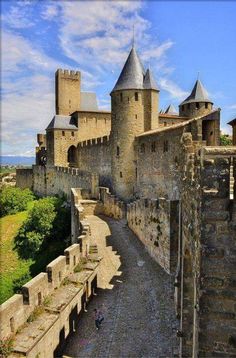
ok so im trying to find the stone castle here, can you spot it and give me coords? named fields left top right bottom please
left=2, top=46, right=236, bottom=357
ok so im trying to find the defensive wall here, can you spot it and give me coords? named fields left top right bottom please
left=16, top=165, right=99, bottom=200
left=77, top=135, right=112, bottom=188
left=176, top=140, right=236, bottom=357
left=127, top=198, right=178, bottom=274
left=0, top=198, right=102, bottom=358
left=16, top=168, right=33, bottom=190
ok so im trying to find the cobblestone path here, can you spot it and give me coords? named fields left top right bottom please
left=63, top=215, right=178, bottom=358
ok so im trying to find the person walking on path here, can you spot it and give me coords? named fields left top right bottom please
left=94, top=308, right=104, bottom=330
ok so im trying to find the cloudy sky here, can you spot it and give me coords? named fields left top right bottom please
left=1, top=0, right=236, bottom=156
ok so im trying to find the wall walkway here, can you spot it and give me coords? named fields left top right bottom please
left=63, top=215, right=178, bottom=357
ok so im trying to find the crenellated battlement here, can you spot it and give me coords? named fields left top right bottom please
left=78, top=135, right=110, bottom=148
left=56, top=68, right=80, bottom=78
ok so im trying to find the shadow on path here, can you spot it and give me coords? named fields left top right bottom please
left=63, top=215, right=178, bottom=358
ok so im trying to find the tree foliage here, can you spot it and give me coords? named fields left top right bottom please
left=0, top=187, right=34, bottom=217
left=220, top=134, right=232, bottom=146
left=15, top=196, right=70, bottom=259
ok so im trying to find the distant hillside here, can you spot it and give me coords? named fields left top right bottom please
left=0, top=156, right=35, bottom=166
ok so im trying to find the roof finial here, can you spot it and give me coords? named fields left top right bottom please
left=132, top=24, right=135, bottom=48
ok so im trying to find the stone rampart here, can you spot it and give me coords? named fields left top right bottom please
left=0, top=197, right=100, bottom=358
left=99, top=187, right=126, bottom=219
left=31, top=165, right=99, bottom=199
left=77, top=135, right=112, bottom=188
left=127, top=198, right=179, bottom=274
left=178, top=143, right=236, bottom=357
left=16, top=168, right=33, bottom=190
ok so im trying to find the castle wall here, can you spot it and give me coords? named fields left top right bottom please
left=127, top=198, right=179, bottom=274
left=136, top=127, right=187, bottom=200
left=32, top=165, right=99, bottom=199
left=178, top=143, right=236, bottom=357
left=76, top=111, right=111, bottom=142
left=16, top=168, right=33, bottom=190
left=77, top=136, right=112, bottom=187
left=99, top=187, right=126, bottom=219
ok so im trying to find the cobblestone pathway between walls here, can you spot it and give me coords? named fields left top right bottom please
left=63, top=215, right=178, bottom=358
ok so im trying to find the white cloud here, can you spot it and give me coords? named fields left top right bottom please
left=159, top=78, right=188, bottom=100
left=228, top=104, right=236, bottom=110
left=41, top=3, right=60, bottom=20
left=2, top=4, right=34, bottom=29
left=221, top=126, right=232, bottom=135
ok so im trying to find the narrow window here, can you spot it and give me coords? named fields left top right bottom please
left=71, top=131, right=74, bottom=136
left=140, top=143, right=145, bottom=153
left=182, top=105, right=185, bottom=111
left=135, top=114, right=138, bottom=119
left=196, top=102, right=200, bottom=109
left=135, top=92, right=139, bottom=101
left=62, top=131, right=65, bottom=136
left=187, top=103, right=190, bottom=109
left=73, top=255, right=76, bottom=266
left=10, top=317, right=14, bottom=333
left=38, top=292, right=42, bottom=306
left=205, top=102, right=208, bottom=109
left=164, top=140, right=169, bottom=152
left=117, top=146, right=120, bottom=156
left=120, top=171, right=123, bottom=178
left=135, top=167, right=138, bottom=178
left=120, top=93, right=123, bottom=102
left=151, top=142, right=156, bottom=152
left=127, top=97, right=130, bottom=103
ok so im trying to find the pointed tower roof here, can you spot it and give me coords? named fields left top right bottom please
left=164, top=104, right=178, bottom=115
left=111, top=47, right=145, bottom=92
left=181, top=79, right=213, bottom=105
left=143, top=68, right=159, bottom=90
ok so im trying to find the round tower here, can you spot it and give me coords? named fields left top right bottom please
left=179, top=79, right=213, bottom=118
left=110, top=47, right=159, bottom=201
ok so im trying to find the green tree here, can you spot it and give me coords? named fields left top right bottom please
left=14, top=196, right=70, bottom=259
left=0, top=187, right=34, bottom=217
left=220, top=134, right=232, bottom=146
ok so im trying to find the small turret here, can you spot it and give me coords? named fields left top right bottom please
left=179, top=79, right=213, bottom=118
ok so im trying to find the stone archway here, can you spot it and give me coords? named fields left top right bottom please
left=67, top=145, right=77, bottom=167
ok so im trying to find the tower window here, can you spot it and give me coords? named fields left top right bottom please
left=196, top=102, right=200, bottom=109
left=120, top=171, right=123, bottom=178
left=62, top=131, right=65, bottom=136
left=116, top=146, right=120, bottom=156
left=182, top=105, right=185, bottom=111
left=187, top=103, right=190, bottom=109
left=135, top=114, right=137, bottom=119
left=140, top=143, right=145, bottom=153
left=71, top=131, right=74, bottom=136
left=38, top=292, right=42, bottom=306
left=163, top=140, right=169, bottom=152
left=10, top=317, right=14, bottom=333
left=205, top=102, right=208, bottom=109
left=120, top=93, right=123, bottom=102
left=135, top=92, right=139, bottom=101
left=151, top=142, right=156, bottom=152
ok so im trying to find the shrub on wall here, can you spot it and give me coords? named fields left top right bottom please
left=0, top=186, right=34, bottom=217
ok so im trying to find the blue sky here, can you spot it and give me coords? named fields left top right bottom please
left=1, top=0, right=236, bottom=156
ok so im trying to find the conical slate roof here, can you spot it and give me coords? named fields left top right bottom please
left=143, top=68, right=159, bottom=90
left=164, top=104, right=178, bottom=115
left=181, top=79, right=212, bottom=105
left=112, top=47, right=145, bottom=92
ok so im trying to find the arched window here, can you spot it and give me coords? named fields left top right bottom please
left=67, top=145, right=77, bottom=166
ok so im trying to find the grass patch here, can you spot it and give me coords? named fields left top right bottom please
left=0, top=210, right=33, bottom=304
left=27, top=306, right=45, bottom=323
left=0, top=167, right=16, bottom=174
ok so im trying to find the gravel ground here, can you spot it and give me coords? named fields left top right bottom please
left=63, top=215, right=178, bottom=358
